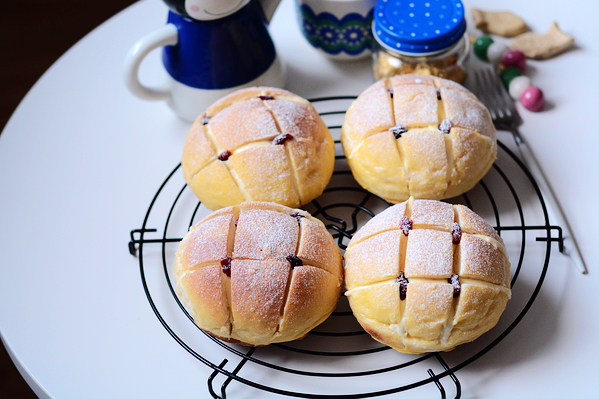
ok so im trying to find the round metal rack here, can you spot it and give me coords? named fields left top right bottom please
left=129, top=96, right=561, bottom=398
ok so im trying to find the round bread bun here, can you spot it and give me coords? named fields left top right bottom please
left=181, top=87, right=335, bottom=211
left=173, top=201, right=344, bottom=346
left=341, top=74, right=497, bottom=203
left=344, top=198, right=511, bottom=354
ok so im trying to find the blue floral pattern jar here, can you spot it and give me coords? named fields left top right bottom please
left=296, top=0, right=377, bottom=60
left=371, top=0, right=469, bottom=83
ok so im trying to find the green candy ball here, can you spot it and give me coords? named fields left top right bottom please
left=500, top=67, right=523, bottom=89
left=474, top=36, right=494, bottom=61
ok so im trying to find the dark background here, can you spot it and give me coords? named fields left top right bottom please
left=0, top=2, right=137, bottom=396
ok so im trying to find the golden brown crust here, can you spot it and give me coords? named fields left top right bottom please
left=276, top=265, right=341, bottom=343
left=181, top=87, right=335, bottom=210
left=341, top=75, right=497, bottom=203
left=344, top=198, right=511, bottom=353
left=173, top=202, right=343, bottom=346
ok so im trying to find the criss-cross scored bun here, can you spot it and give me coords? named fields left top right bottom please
left=173, top=202, right=344, bottom=346
left=344, top=198, right=511, bottom=354
left=181, top=87, right=335, bottom=210
left=341, top=74, right=497, bottom=203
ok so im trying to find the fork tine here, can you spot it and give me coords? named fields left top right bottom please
left=473, top=67, right=523, bottom=127
left=495, top=72, right=521, bottom=123
left=474, top=70, right=493, bottom=117
left=491, top=70, right=514, bottom=117
left=484, top=68, right=506, bottom=119
left=474, top=68, right=499, bottom=120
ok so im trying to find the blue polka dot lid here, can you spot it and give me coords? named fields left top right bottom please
left=373, top=0, right=466, bottom=55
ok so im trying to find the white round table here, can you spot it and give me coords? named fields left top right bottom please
left=1, top=0, right=598, bottom=397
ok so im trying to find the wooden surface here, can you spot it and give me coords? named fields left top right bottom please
left=0, top=2, right=137, bottom=397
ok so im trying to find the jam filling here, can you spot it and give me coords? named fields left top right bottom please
left=258, top=95, right=275, bottom=101
left=390, top=124, right=408, bottom=139
left=400, top=216, right=413, bottom=236
left=220, top=256, right=233, bottom=277
left=286, top=253, right=303, bottom=268
left=436, top=88, right=442, bottom=100
left=449, top=274, right=461, bottom=298
left=439, top=119, right=452, bottom=134
left=290, top=211, right=305, bottom=223
left=387, top=87, right=394, bottom=99
left=218, top=150, right=232, bottom=161
left=200, top=115, right=211, bottom=125
left=272, top=133, right=293, bottom=145
left=397, top=272, right=409, bottom=300
left=452, top=222, right=462, bottom=244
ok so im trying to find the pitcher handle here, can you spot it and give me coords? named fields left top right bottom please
left=124, top=24, right=178, bottom=101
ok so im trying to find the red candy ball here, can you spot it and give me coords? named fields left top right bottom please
left=520, top=86, right=544, bottom=112
left=502, top=49, right=527, bottom=72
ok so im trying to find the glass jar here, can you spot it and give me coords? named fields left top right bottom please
left=371, top=0, right=469, bottom=84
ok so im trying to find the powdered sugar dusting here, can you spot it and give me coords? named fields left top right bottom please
left=349, top=201, right=408, bottom=245
left=441, top=88, right=495, bottom=139
left=344, top=81, right=395, bottom=144
left=454, top=205, right=501, bottom=242
left=401, top=130, right=448, bottom=198
left=297, top=219, right=343, bottom=278
left=411, top=199, right=454, bottom=229
left=404, top=229, right=454, bottom=278
left=179, top=214, right=233, bottom=270
left=210, top=99, right=280, bottom=151
left=230, top=259, right=290, bottom=340
left=459, top=234, right=510, bottom=287
left=393, top=84, right=439, bottom=126
left=179, top=265, right=230, bottom=330
left=391, top=74, right=435, bottom=87
left=445, top=128, right=496, bottom=198
left=432, top=77, right=478, bottom=101
left=345, top=230, right=403, bottom=289
left=268, top=100, right=322, bottom=140
left=278, top=265, right=341, bottom=339
left=404, top=282, right=454, bottom=340
left=233, top=208, right=299, bottom=262
left=182, top=121, right=217, bottom=182
left=229, top=145, right=300, bottom=207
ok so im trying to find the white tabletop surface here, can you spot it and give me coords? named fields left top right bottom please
left=1, top=0, right=598, bottom=398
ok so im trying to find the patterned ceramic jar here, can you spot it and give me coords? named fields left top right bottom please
left=295, top=0, right=377, bottom=60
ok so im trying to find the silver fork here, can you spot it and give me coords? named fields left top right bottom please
left=474, top=67, right=587, bottom=274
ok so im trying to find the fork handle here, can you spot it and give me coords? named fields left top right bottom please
left=505, top=127, right=588, bottom=274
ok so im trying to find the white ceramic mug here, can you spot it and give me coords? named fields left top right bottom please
left=295, top=0, right=377, bottom=60
left=124, top=0, right=284, bottom=122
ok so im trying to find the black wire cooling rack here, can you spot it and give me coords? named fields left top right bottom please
left=128, top=96, right=564, bottom=399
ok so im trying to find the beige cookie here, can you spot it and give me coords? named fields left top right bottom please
left=511, top=22, right=574, bottom=60
left=344, top=198, right=511, bottom=354
left=341, top=74, right=497, bottom=203
left=182, top=87, right=335, bottom=210
left=471, top=8, right=528, bottom=37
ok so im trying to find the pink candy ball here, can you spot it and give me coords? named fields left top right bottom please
left=520, top=86, right=545, bottom=112
left=502, top=49, right=527, bottom=72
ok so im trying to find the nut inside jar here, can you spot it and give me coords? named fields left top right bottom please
left=372, top=36, right=469, bottom=84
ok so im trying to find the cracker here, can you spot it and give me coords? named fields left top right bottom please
left=471, top=8, right=528, bottom=37
left=511, top=22, right=574, bottom=60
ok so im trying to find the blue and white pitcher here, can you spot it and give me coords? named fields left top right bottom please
left=125, top=0, right=284, bottom=121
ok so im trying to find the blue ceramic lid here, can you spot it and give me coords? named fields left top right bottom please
left=373, top=0, right=466, bottom=55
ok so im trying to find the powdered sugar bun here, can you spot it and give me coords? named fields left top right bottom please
left=341, top=74, right=497, bottom=203
left=182, top=87, right=335, bottom=210
left=173, top=202, right=343, bottom=346
left=344, top=198, right=511, bottom=354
